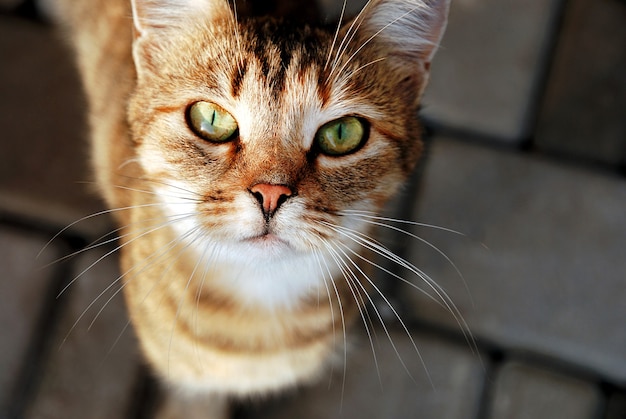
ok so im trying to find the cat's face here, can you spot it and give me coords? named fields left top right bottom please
left=127, top=0, right=448, bottom=307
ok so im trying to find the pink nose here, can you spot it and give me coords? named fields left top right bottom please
left=249, top=183, right=293, bottom=216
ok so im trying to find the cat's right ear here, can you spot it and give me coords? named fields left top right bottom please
left=130, top=0, right=230, bottom=37
left=130, top=0, right=232, bottom=79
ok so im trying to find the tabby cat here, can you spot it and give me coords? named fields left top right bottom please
left=55, top=0, right=450, bottom=416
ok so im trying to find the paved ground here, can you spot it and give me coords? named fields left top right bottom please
left=1, top=0, right=625, bottom=418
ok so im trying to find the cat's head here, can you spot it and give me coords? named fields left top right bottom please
left=127, top=0, right=449, bottom=306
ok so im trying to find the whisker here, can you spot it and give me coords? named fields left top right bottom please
left=324, top=0, right=348, bottom=71
left=89, top=226, right=203, bottom=332
left=167, top=227, right=209, bottom=377
left=327, top=238, right=420, bottom=386
left=340, top=210, right=466, bottom=236
left=110, top=183, right=203, bottom=203
left=342, top=56, right=387, bottom=81
left=115, top=175, right=204, bottom=199
left=319, top=238, right=372, bottom=406
left=103, top=225, right=207, bottom=359
left=40, top=208, right=188, bottom=269
left=322, top=220, right=479, bottom=356
left=37, top=204, right=160, bottom=260
left=59, top=215, right=199, bottom=348
left=334, top=5, right=424, bottom=82
left=311, top=242, right=348, bottom=393
left=308, top=243, right=337, bottom=348
left=193, top=240, right=220, bottom=370
left=328, top=0, right=373, bottom=80
left=346, top=214, right=474, bottom=306
left=56, top=212, right=197, bottom=299
left=229, top=0, right=244, bottom=77
left=101, top=318, right=133, bottom=367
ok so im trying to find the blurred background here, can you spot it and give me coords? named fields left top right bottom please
left=0, top=0, right=625, bottom=418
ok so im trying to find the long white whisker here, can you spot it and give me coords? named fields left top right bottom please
left=60, top=218, right=199, bottom=348
left=340, top=210, right=466, bottom=236
left=168, top=227, right=210, bottom=377
left=102, top=224, right=208, bottom=361
left=324, top=0, right=348, bottom=71
left=41, top=209, right=191, bottom=269
left=309, top=244, right=337, bottom=348
left=350, top=216, right=473, bottom=306
left=192, top=241, right=219, bottom=370
left=56, top=212, right=197, bottom=299
left=312, top=242, right=348, bottom=392
left=115, top=175, right=203, bottom=199
left=329, top=238, right=423, bottom=386
left=229, top=0, right=244, bottom=77
left=320, top=237, right=381, bottom=395
left=322, top=221, right=478, bottom=356
left=343, top=56, right=387, bottom=81
left=37, top=204, right=162, bottom=260
left=328, top=0, right=373, bottom=80
left=334, top=6, right=421, bottom=82
left=110, top=183, right=203, bottom=202
left=87, top=226, right=203, bottom=332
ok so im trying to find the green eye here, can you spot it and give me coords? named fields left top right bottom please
left=187, top=101, right=238, bottom=143
left=315, top=116, right=366, bottom=156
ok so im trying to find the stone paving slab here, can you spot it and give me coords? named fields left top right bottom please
left=240, top=329, right=485, bottom=419
left=0, top=17, right=106, bottom=234
left=406, top=137, right=626, bottom=383
left=535, top=0, right=626, bottom=167
left=0, top=227, right=60, bottom=414
left=25, top=250, right=141, bottom=419
left=421, top=0, right=561, bottom=142
left=486, top=362, right=602, bottom=419
left=606, top=391, right=626, bottom=419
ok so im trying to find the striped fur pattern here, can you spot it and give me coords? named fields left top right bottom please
left=56, top=0, right=450, bottom=413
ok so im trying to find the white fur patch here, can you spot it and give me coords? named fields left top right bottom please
left=154, top=181, right=337, bottom=310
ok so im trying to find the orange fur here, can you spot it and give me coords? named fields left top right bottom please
left=56, top=0, right=449, bottom=415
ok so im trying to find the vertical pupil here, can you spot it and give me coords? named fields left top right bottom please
left=338, top=122, right=344, bottom=140
left=211, top=109, right=216, bottom=126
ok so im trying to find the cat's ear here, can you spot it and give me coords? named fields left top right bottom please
left=130, top=0, right=232, bottom=78
left=130, top=0, right=230, bottom=37
left=353, top=0, right=450, bottom=97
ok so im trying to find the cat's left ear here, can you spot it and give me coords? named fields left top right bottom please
left=355, top=0, right=450, bottom=97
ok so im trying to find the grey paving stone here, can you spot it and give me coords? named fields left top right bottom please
left=605, top=391, right=626, bottom=419
left=0, top=227, right=60, bottom=413
left=241, top=328, right=485, bottom=419
left=0, top=17, right=106, bottom=234
left=486, top=362, right=602, bottom=419
left=535, top=0, right=626, bottom=167
left=421, top=0, right=562, bottom=142
left=405, top=137, right=626, bottom=382
left=25, top=250, right=141, bottom=419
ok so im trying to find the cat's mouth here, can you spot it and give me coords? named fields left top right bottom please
left=245, top=232, right=290, bottom=248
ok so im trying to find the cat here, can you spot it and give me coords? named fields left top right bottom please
left=54, top=0, right=451, bottom=416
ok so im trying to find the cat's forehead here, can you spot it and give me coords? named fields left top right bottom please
left=211, top=20, right=378, bottom=149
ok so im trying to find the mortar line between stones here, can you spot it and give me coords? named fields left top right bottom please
left=6, top=237, right=74, bottom=419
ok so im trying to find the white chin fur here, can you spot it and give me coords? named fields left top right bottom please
left=154, top=182, right=335, bottom=309
left=206, top=241, right=329, bottom=310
